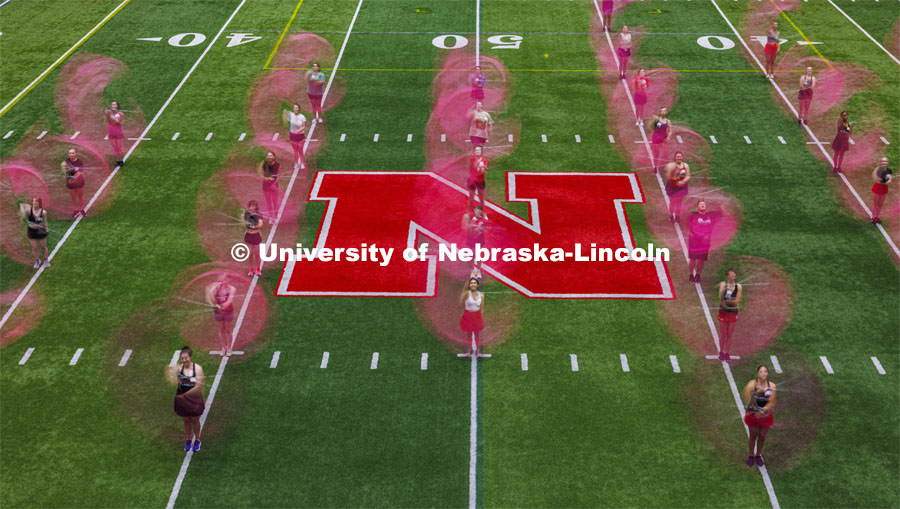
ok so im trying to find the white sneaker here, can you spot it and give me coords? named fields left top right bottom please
left=469, top=268, right=478, bottom=279
left=33, top=259, right=41, bottom=269
left=42, top=259, right=51, bottom=268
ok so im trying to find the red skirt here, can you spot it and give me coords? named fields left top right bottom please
left=174, top=393, right=205, bottom=417
left=831, top=132, right=850, bottom=152
left=764, top=43, right=779, bottom=56
left=617, top=47, right=631, bottom=59
left=244, top=231, right=262, bottom=245
left=107, top=124, right=124, bottom=139
left=467, top=177, right=485, bottom=190
left=214, top=306, right=234, bottom=322
left=66, top=173, right=85, bottom=190
left=717, top=310, right=739, bottom=323
left=460, top=310, right=484, bottom=332
left=798, top=88, right=813, bottom=101
left=872, top=182, right=889, bottom=196
left=601, top=0, right=614, bottom=14
left=262, top=179, right=279, bottom=192
left=470, top=136, right=487, bottom=147
left=289, top=131, right=305, bottom=143
left=634, top=91, right=647, bottom=106
left=688, top=235, right=709, bottom=261
left=744, top=410, right=774, bottom=428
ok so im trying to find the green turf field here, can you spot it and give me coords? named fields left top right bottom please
left=1, top=0, right=898, bottom=507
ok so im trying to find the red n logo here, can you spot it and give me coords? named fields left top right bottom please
left=276, top=171, right=673, bottom=299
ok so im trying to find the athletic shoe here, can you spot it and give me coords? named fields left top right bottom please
left=718, top=351, right=725, bottom=361
left=797, top=120, right=802, bottom=125
left=184, top=440, right=192, bottom=451
left=248, top=270, right=254, bottom=276
left=192, top=440, right=202, bottom=452
left=747, top=456, right=755, bottom=467
left=874, top=218, right=882, bottom=225
left=463, top=349, right=473, bottom=358
left=636, top=120, right=641, bottom=126
left=694, top=275, right=701, bottom=285
left=475, top=268, right=482, bottom=280
left=256, top=269, right=262, bottom=276
left=724, top=353, right=731, bottom=362
left=33, top=259, right=41, bottom=269
left=476, top=350, right=485, bottom=358
left=755, top=456, right=764, bottom=467
left=803, top=119, right=809, bottom=125
left=42, top=259, right=51, bottom=268
left=80, top=209, right=86, bottom=217
left=72, top=210, right=79, bottom=218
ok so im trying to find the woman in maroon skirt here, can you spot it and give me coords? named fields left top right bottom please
left=470, top=66, right=486, bottom=105
left=258, top=151, right=281, bottom=224
left=633, top=69, right=649, bottom=125
left=283, top=103, right=307, bottom=170
left=763, top=22, right=780, bottom=79
left=716, top=268, right=742, bottom=362
left=647, top=107, right=672, bottom=174
left=105, top=101, right=125, bottom=166
left=664, top=151, right=691, bottom=223
left=742, top=365, right=776, bottom=467
left=243, top=200, right=263, bottom=275
left=168, top=345, right=206, bottom=452
left=797, top=66, right=816, bottom=125
left=306, top=63, right=325, bottom=124
left=459, top=277, right=485, bottom=358
left=617, top=26, right=632, bottom=79
left=206, top=280, right=236, bottom=356
left=601, top=0, right=614, bottom=30
left=61, top=148, right=86, bottom=218
left=831, top=110, right=852, bottom=174
left=871, top=156, right=892, bottom=224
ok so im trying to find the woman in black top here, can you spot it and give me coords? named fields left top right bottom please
left=167, top=345, right=206, bottom=452
left=20, top=196, right=50, bottom=268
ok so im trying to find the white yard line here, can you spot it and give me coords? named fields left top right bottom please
left=820, top=355, right=834, bottom=374
left=118, top=349, right=133, bottom=367
left=596, top=3, right=780, bottom=506
left=421, top=352, right=428, bottom=370
left=469, top=4, right=482, bottom=509
left=710, top=0, right=899, bottom=260
left=321, top=351, right=330, bottom=369
left=871, top=356, right=885, bottom=375
left=570, top=353, right=579, bottom=372
left=69, top=348, right=84, bottom=366
left=826, top=0, right=900, bottom=66
left=270, top=351, right=281, bottom=369
left=619, top=353, right=630, bottom=372
left=1, top=0, right=247, bottom=332
left=669, top=355, right=681, bottom=373
left=18, top=347, right=34, bottom=365
left=770, top=355, right=782, bottom=374
left=169, top=350, right=181, bottom=366
left=521, top=353, right=529, bottom=370
left=370, top=352, right=379, bottom=370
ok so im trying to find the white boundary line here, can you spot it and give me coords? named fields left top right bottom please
left=165, top=2, right=362, bottom=507
left=0, top=0, right=131, bottom=116
left=709, top=0, right=899, bottom=260
left=827, top=0, right=900, bottom=66
left=0, top=0, right=245, bottom=331
left=593, top=3, right=781, bottom=506
left=470, top=4, right=481, bottom=508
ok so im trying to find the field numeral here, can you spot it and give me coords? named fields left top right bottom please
left=168, top=33, right=207, bottom=47
left=226, top=33, right=261, bottom=47
left=432, top=34, right=524, bottom=50
left=696, top=35, right=735, bottom=51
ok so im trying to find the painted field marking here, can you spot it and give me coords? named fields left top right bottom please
left=881, top=136, right=890, bottom=145
left=570, top=353, right=579, bottom=372
left=827, top=0, right=900, bottom=66
left=36, top=130, right=47, bottom=139
left=597, top=4, right=779, bottom=506
left=373, top=133, right=379, bottom=142
left=270, top=351, right=280, bottom=369
left=407, top=134, right=413, bottom=142
left=770, top=355, right=782, bottom=374
left=575, top=134, right=581, bottom=143
left=118, top=349, right=133, bottom=367
left=172, top=132, right=180, bottom=140
left=670, top=355, right=681, bottom=373
left=820, top=355, right=834, bottom=374
left=205, top=132, right=213, bottom=141
left=320, top=351, right=330, bottom=369
left=272, top=133, right=279, bottom=141
left=743, top=135, right=752, bottom=144
left=0, top=0, right=131, bottom=117
left=709, top=135, right=717, bottom=144
left=871, top=356, right=886, bottom=375
left=69, top=348, right=84, bottom=366
left=508, top=133, right=514, bottom=142
left=370, top=352, right=379, bottom=369
left=541, top=134, right=548, bottom=142
left=421, top=352, right=428, bottom=370
left=777, top=135, right=786, bottom=144
left=620, top=353, right=630, bottom=372
left=136, top=37, right=163, bottom=42
left=676, top=134, right=683, bottom=144
left=238, top=132, right=246, bottom=141
left=262, top=0, right=306, bottom=69
left=71, top=131, right=80, bottom=139
left=127, top=137, right=150, bottom=141
left=340, top=133, right=346, bottom=142
left=520, top=353, right=528, bottom=370
left=608, top=134, right=616, bottom=143
left=18, top=348, right=35, bottom=365
left=2, top=130, right=12, bottom=139
left=169, top=350, right=180, bottom=366
left=705, top=354, right=741, bottom=360
left=441, top=133, right=447, bottom=142
left=710, top=0, right=899, bottom=260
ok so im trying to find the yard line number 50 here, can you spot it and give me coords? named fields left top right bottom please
left=432, top=34, right=523, bottom=50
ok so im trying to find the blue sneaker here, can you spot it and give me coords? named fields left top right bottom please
left=184, top=440, right=191, bottom=451
left=192, top=440, right=201, bottom=452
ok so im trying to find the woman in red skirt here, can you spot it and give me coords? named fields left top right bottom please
left=797, top=66, right=816, bottom=125
left=459, top=277, right=485, bottom=357
left=763, top=22, right=780, bottom=79
left=61, top=148, right=86, bottom=218
left=633, top=69, right=649, bottom=125
left=831, top=110, right=852, bottom=174
left=664, top=151, right=691, bottom=223
left=168, top=345, right=206, bottom=452
left=742, top=365, right=776, bottom=467
left=871, top=156, right=892, bottom=224
left=206, top=280, right=236, bottom=356
left=258, top=151, right=281, bottom=224
left=306, top=63, right=326, bottom=123
left=716, top=268, right=742, bottom=362
left=105, top=101, right=125, bottom=166
left=243, top=199, right=263, bottom=275
left=647, top=106, right=671, bottom=174
left=617, top=26, right=632, bottom=79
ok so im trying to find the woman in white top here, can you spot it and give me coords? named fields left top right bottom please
left=459, top=278, right=485, bottom=357
left=469, top=101, right=494, bottom=148
left=283, top=103, right=307, bottom=169
left=797, top=67, right=816, bottom=125
left=617, top=26, right=632, bottom=79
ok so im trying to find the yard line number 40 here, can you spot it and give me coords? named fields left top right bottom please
left=432, top=34, right=523, bottom=49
